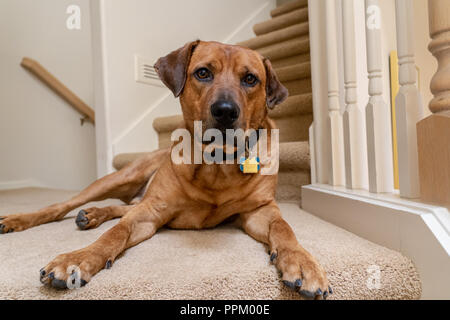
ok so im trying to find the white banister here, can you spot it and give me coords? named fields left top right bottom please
left=364, top=0, right=394, bottom=193
left=394, top=0, right=424, bottom=198
left=308, top=0, right=331, bottom=184
left=341, top=0, right=369, bottom=190
left=325, top=0, right=345, bottom=186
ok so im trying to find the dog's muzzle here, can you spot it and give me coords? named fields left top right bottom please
left=210, top=100, right=240, bottom=128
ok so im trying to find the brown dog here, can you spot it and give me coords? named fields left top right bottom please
left=0, top=40, right=331, bottom=299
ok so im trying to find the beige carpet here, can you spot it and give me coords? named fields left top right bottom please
left=0, top=188, right=421, bottom=299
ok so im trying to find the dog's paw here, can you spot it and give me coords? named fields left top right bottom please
left=270, top=247, right=332, bottom=300
left=76, top=208, right=108, bottom=230
left=75, top=207, right=118, bottom=230
left=0, top=214, right=33, bottom=234
left=40, top=249, right=112, bottom=289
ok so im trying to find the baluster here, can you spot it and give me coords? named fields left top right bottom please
left=342, top=0, right=369, bottom=190
left=364, top=0, right=394, bottom=193
left=416, top=0, right=450, bottom=206
left=394, top=0, right=424, bottom=198
left=308, top=0, right=331, bottom=184
left=325, top=0, right=345, bottom=186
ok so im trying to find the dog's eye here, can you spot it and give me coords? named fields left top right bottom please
left=194, top=68, right=213, bottom=81
left=242, top=73, right=258, bottom=87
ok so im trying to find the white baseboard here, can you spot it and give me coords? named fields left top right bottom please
left=0, top=179, right=50, bottom=191
left=302, top=184, right=450, bottom=299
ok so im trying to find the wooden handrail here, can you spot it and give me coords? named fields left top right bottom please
left=20, top=57, right=95, bottom=124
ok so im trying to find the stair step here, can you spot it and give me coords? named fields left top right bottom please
left=275, top=62, right=310, bottom=82
left=276, top=170, right=310, bottom=202
left=113, top=141, right=310, bottom=172
left=271, top=54, right=310, bottom=68
left=238, top=22, right=308, bottom=50
left=283, top=78, right=311, bottom=96
left=256, top=37, right=309, bottom=62
left=275, top=114, right=312, bottom=142
left=253, top=7, right=308, bottom=36
left=271, top=0, right=308, bottom=18
left=270, top=93, right=312, bottom=119
left=279, top=141, right=310, bottom=170
left=153, top=114, right=184, bottom=134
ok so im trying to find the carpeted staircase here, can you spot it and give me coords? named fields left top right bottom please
left=113, top=0, right=313, bottom=203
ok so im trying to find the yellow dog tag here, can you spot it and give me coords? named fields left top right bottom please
left=239, top=157, right=260, bottom=174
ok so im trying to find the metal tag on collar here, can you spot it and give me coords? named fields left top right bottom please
left=239, top=156, right=260, bottom=174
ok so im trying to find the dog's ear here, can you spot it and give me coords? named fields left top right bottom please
left=154, top=40, right=200, bottom=97
left=263, top=58, right=289, bottom=109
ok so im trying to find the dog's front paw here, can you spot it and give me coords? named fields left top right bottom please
left=40, top=248, right=112, bottom=289
left=0, top=214, right=34, bottom=234
left=271, top=246, right=332, bottom=299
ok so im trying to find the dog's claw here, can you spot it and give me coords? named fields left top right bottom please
left=51, top=278, right=67, bottom=289
left=270, top=252, right=277, bottom=262
left=295, top=279, right=302, bottom=288
left=105, top=260, right=112, bottom=269
left=76, top=210, right=89, bottom=230
left=283, top=280, right=296, bottom=289
left=0, top=224, right=4, bottom=234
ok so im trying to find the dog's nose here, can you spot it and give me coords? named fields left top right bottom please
left=210, top=100, right=240, bottom=126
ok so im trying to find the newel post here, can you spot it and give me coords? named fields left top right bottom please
left=364, top=0, right=394, bottom=193
left=416, top=0, right=450, bottom=206
left=394, top=0, right=424, bottom=198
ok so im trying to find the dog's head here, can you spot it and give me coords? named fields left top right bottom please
left=155, top=40, right=288, bottom=135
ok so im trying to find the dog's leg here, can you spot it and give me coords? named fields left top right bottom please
left=0, top=149, right=168, bottom=234
left=40, top=200, right=171, bottom=289
left=240, top=201, right=331, bottom=300
left=75, top=205, right=135, bottom=230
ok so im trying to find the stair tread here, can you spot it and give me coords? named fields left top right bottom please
left=254, top=7, right=308, bottom=36
left=152, top=115, right=184, bottom=133
left=270, top=0, right=308, bottom=18
left=238, top=22, right=309, bottom=50
left=270, top=93, right=312, bottom=118
left=113, top=141, right=310, bottom=172
left=256, top=37, right=309, bottom=61
left=271, top=54, right=310, bottom=68
left=275, top=62, right=311, bottom=82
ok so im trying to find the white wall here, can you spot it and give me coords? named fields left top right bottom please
left=0, top=0, right=97, bottom=190
left=91, top=0, right=276, bottom=176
